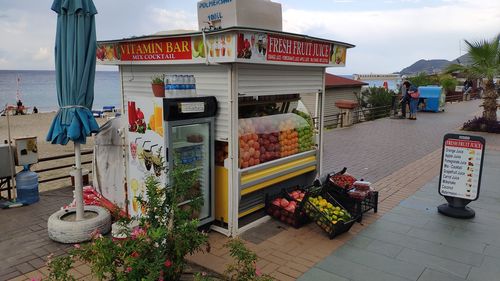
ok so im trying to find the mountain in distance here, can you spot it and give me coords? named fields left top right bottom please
left=399, top=54, right=471, bottom=75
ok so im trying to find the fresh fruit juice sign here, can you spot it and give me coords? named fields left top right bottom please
left=266, top=35, right=331, bottom=64
left=439, top=134, right=485, bottom=200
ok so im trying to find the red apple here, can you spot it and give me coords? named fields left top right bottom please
left=280, top=198, right=289, bottom=208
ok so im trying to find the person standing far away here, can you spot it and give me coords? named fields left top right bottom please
left=408, top=85, right=419, bottom=120
left=33, top=106, right=38, bottom=114
left=399, top=77, right=411, bottom=119
left=463, top=79, right=473, bottom=100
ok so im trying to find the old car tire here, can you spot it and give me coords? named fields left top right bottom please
left=47, top=205, right=111, bottom=243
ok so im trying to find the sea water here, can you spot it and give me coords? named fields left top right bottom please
left=0, top=70, right=121, bottom=113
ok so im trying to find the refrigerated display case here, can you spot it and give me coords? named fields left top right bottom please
left=163, top=97, right=217, bottom=225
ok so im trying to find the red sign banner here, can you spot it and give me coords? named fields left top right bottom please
left=266, top=35, right=331, bottom=64
left=118, top=37, right=192, bottom=61
left=445, top=139, right=483, bottom=149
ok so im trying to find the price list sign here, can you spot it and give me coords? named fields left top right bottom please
left=439, top=134, right=485, bottom=201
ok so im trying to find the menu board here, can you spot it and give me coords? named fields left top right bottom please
left=439, top=134, right=485, bottom=200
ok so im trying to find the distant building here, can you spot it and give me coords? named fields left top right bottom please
left=301, top=73, right=368, bottom=128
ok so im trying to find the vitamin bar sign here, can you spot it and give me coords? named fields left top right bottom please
left=119, top=37, right=192, bottom=61
left=439, top=134, right=485, bottom=200
left=266, top=35, right=331, bottom=64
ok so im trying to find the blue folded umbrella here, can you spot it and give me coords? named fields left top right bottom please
left=46, top=0, right=99, bottom=145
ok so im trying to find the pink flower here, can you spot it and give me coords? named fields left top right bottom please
left=255, top=267, right=262, bottom=277
left=91, top=228, right=102, bottom=239
left=74, top=244, right=81, bottom=249
left=125, top=266, right=132, bottom=273
left=131, top=227, right=146, bottom=239
left=131, top=251, right=140, bottom=258
left=30, top=278, right=42, bottom=281
left=164, top=259, right=172, bottom=268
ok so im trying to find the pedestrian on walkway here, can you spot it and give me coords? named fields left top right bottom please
left=399, top=79, right=411, bottom=118
left=408, top=85, right=419, bottom=120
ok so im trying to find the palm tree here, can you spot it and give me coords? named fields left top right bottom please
left=447, top=34, right=500, bottom=122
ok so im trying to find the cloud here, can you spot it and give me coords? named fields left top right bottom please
left=0, top=57, right=8, bottom=67
left=33, top=47, right=50, bottom=61
left=283, top=0, right=500, bottom=74
left=150, top=8, right=198, bottom=31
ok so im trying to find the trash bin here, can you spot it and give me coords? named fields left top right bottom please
left=418, top=86, right=445, bottom=112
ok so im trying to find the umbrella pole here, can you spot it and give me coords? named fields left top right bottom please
left=74, top=142, right=84, bottom=220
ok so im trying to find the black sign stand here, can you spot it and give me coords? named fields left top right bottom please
left=437, top=134, right=485, bottom=219
left=438, top=196, right=475, bottom=218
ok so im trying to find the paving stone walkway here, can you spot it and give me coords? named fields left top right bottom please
left=300, top=149, right=500, bottom=281
left=0, top=188, right=73, bottom=281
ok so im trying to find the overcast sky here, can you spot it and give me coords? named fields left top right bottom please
left=1, top=0, right=499, bottom=74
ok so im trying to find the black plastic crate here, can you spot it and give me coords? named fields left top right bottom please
left=303, top=186, right=356, bottom=239
left=265, top=185, right=313, bottom=228
left=328, top=168, right=357, bottom=191
left=324, top=173, right=378, bottom=222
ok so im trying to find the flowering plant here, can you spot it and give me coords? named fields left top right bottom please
left=47, top=164, right=208, bottom=281
left=193, top=238, right=273, bottom=281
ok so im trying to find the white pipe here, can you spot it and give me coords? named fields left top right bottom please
left=74, top=142, right=84, bottom=220
left=6, top=107, right=16, bottom=201
left=202, top=28, right=209, bottom=65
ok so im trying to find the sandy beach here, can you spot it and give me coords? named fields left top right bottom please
left=0, top=112, right=109, bottom=194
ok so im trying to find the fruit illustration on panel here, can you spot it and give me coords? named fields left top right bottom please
left=192, top=37, right=206, bottom=58
left=146, top=105, right=164, bottom=136
left=96, top=45, right=106, bottom=61
left=131, top=179, right=139, bottom=213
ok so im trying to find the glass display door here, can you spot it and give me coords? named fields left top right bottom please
left=171, top=122, right=211, bottom=221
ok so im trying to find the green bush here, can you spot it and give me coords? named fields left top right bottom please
left=47, top=164, right=208, bottom=281
left=439, top=75, right=458, bottom=93
left=359, top=86, right=393, bottom=120
left=408, top=72, right=438, bottom=87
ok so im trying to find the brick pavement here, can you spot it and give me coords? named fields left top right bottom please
left=0, top=187, right=73, bottom=281
left=301, top=148, right=500, bottom=281
left=322, top=99, right=483, bottom=182
left=185, top=147, right=444, bottom=280
left=4, top=99, right=495, bottom=280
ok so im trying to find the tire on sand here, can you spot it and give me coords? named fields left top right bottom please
left=47, top=206, right=112, bottom=243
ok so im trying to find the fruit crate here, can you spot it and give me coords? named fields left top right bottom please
left=303, top=186, right=356, bottom=239
left=325, top=172, right=378, bottom=222
left=327, top=168, right=357, bottom=192
left=265, top=184, right=316, bottom=228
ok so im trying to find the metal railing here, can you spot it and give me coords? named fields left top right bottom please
left=312, top=105, right=392, bottom=129
left=312, top=112, right=344, bottom=129
left=34, top=150, right=93, bottom=184
left=352, top=105, right=392, bottom=124
left=0, top=149, right=93, bottom=199
left=446, top=92, right=464, bottom=103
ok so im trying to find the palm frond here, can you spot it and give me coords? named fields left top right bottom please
left=444, top=63, right=466, bottom=74
left=460, top=34, right=500, bottom=80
